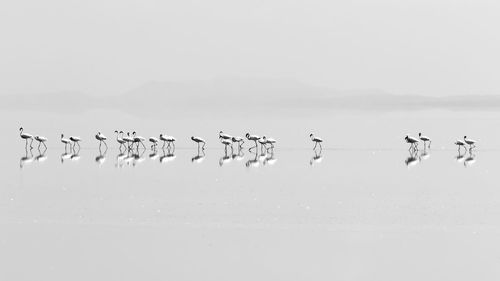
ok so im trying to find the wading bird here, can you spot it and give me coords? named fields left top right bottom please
left=191, top=136, right=206, bottom=150
left=149, top=136, right=159, bottom=150
left=246, top=133, right=260, bottom=150
left=61, top=134, right=71, bottom=150
left=34, top=135, right=48, bottom=149
left=405, top=135, right=419, bottom=151
left=219, top=131, right=233, bottom=141
left=19, top=127, right=34, bottom=148
left=115, top=130, right=126, bottom=149
left=123, top=132, right=134, bottom=149
left=95, top=132, right=108, bottom=148
left=132, top=131, right=146, bottom=149
left=160, top=134, right=176, bottom=149
left=464, top=136, right=477, bottom=149
left=69, top=136, right=81, bottom=150
left=419, top=132, right=431, bottom=148
left=221, top=138, right=233, bottom=152
left=455, top=139, right=467, bottom=151
left=310, top=133, right=323, bottom=150
left=232, top=136, right=244, bottom=147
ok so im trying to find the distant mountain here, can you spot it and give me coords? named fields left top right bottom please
left=2, top=78, right=500, bottom=115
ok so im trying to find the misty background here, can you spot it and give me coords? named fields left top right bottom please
left=1, top=0, right=499, bottom=101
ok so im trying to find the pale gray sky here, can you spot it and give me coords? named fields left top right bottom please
left=1, top=0, right=499, bottom=96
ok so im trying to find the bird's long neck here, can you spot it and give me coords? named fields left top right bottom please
left=19, top=128, right=23, bottom=136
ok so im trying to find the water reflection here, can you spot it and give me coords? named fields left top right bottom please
left=464, top=150, right=477, bottom=167
left=263, top=151, right=277, bottom=166
left=245, top=150, right=259, bottom=168
left=149, top=150, right=160, bottom=161
left=35, top=147, right=48, bottom=163
left=232, top=146, right=245, bottom=161
left=95, top=146, right=107, bottom=166
left=405, top=149, right=420, bottom=167
left=70, top=146, right=81, bottom=162
left=219, top=149, right=232, bottom=166
left=191, top=148, right=205, bottom=163
left=310, top=149, right=323, bottom=166
left=455, top=149, right=466, bottom=164
left=61, top=150, right=72, bottom=164
left=20, top=148, right=34, bottom=168
left=160, top=147, right=176, bottom=164
left=420, top=148, right=430, bottom=161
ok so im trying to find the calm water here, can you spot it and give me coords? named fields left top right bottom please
left=1, top=109, right=500, bottom=280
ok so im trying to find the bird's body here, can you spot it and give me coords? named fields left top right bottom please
left=419, top=133, right=431, bottom=148
left=132, top=132, right=146, bottom=149
left=232, top=136, right=244, bottom=147
left=246, top=133, right=260, bottom=150
left=219, top=131, right=233, bottom=140
left=115, top=131, right=126, bottom=149
left=221, top=138, right=233, bottom=151
left=19, top=127, right=34, bottom=148
left=149, top=137, right=159, bottom=150
left=95, top=132, right=108, bottom=148
left=463, top=136, right=477, bottom=149
left=69, top=136, right=81, bottom=149
left=61, top=134, right=71, bottom=149
left=405, top=135, right=419, bottom=150
left=310, top=133, right=323, bottom=150
left=258, top=136, right=267, bottom=150
left=455, top=139, right=466, bottom=151
left=191, top=136, right=206, bottom=150
left=34, top=135, right=48, bottom=149
left=160, top=134, right=176, bottom=149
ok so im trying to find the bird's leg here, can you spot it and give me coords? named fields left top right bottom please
left=30, top=138, right=34, bottom=148
left=43, top=141, right=47, bottom=149
left=162, top=141, right=166, bottom=149
left=313, top=142, right=317, bottom=150
left=202, top=142, right=206, bottom=150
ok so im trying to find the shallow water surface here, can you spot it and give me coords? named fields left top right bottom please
left=1, top=109, right=499, bottom=280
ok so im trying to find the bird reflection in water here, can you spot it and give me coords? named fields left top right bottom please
left=263, top=151, right=277, bottom=166
left=160, top=147, right=176, bottom=164
left=132, top=149, right=146, bottom=167
left=464, top=149, right=477, bottom=167
left=310, top=149, right=323, bottom=166
left=95, top=146, right=107, bottom=166
left=405, top=149, right=420, bottom=167
left=35, top=146, right=48, bottom=163
left=70, top=145, right=81, bottom=162
left=20, top=147, right=34, bottom=168
left=232, top=145, right=245, bottom=162
left=419, top=147, right=430, bottom=161
left=191, top=147, right=205, bottom=163
left=219, top=149, right=232, bottom=166
left=245, top=150, right=259, bottom=168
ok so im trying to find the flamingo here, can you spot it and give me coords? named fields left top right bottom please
left=246, top=133, right=260, bottom=150
left=69, top=136, right=81, bottom=150
left=95, top=132, right=107, bottom=148
left=61, top=134, right=71, bottom=150
left=123, top=132, right=134, bottom=149
left=455, top=139, right=467, bottom=151
left=160, top=147, right=176, bottom=163
left=132, top=131, right=146, bottom=149
left=115, top=130, right=126, bottom=149
left=34, top=135, right=48, bottom=149
left=149, top=136, right=159, bottom=150
left=310, top=133, right=323, bottom=150
left=219, top=131, right=233, bottom=140
left=220, top=138, right=233, bottom=152
left=464, top=136, right=477, bottom=149
left=405, top=135, right=419, bottom=150
left=19, top=127, right=34, bottom=148
left=232, top=136, right=244, bottom=147
left=191, top=136, right=206, bottom=150
left=419, top=133, right=431, bottom=148
left=160, top=134, right=176, bottom=149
